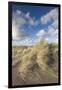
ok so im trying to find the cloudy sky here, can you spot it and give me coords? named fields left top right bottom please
left=12, top=4, right=59, bottom=46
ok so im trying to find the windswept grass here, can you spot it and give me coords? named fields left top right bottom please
left=12, top=41, right=58, bottom=85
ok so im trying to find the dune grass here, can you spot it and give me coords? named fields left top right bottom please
left=12, top=41, right=58, bottom=85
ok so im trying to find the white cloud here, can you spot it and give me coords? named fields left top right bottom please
left=12, top=12, right=26, bottom=28
left=12, top=23, right=20, bottom=40
left=38, top=8, right=58, bottom=43
left=25, top=12, right=30, bottom=19
left=16, top=10, right=22, bottom=15
left=12, top=22, right=28, bottom=40
left=12, top=10, right=39, bottom=43
left=36, top=29, right=46, bottom=37
left=12, top=10, right=29, bottom=41
left=12, top=37, right=37, bottom=46
left=41, top=8, right=58, bottom=24
left=36, top=29, right=46, bottom=42
left=12, top=8, right=58, bottom=46
left=48, top=19, right=58, bottom=30
left=12, top=9, right=38, bottom=46
left=36, top=28, right=58, bottom=43
left=25, top=12, right=39, bottom=26
left=29, top=18, right=39, bottom=26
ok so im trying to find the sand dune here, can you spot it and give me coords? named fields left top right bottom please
left=12, top=41, right=58, bottom=86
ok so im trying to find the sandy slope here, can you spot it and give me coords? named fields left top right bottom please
left=12, top=41, right=58, bottom=86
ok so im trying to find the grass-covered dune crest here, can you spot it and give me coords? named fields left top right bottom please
left=12, top=41, right=58, bottom=85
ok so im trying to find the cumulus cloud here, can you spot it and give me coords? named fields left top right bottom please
left=36, top=28, right=58, bottom=43
left=48, top=19, right=58, bottom=30
left=28, top=19, right=38, bottom=26
left=41, top=8, right=58, bottom=24
left=12, top=24, right=27, bottom=40
left=12, top=37, right=37, bottom=46
left=36, top=29, right=46, bottom=41
left=12, top=10, right=39, bottom=41
left=12, top=8, right=58, bottom=46
left=37, top=8, right=58, bottom=43
left=25, top=12, right=39, bottom=26
left=25, top=12, right=30, bottom=19
left=12, top=17, right=27, bottom=40
left=16, top=10, right=22, bottom=15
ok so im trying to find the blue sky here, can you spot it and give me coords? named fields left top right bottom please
left=12, top=4, right=58, bottom=46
